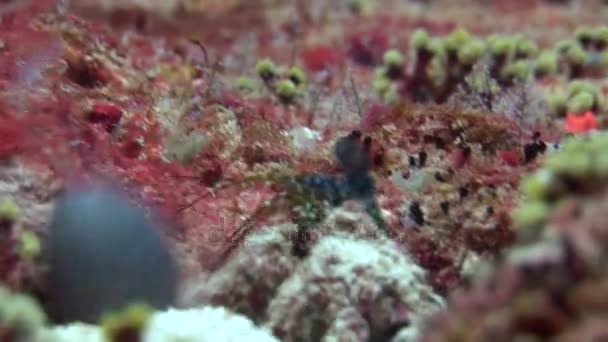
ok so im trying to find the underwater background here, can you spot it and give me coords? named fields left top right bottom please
left=1, top=0, right=608, bottom=341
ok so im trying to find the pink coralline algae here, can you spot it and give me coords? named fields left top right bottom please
left=2, top=0, right=608, bottom=340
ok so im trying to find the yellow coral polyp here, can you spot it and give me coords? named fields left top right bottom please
left=534, top=51, right=558, bottom=75
left=488, top=35, right=512, bottom=56
left=458, top=40, right=485, bottom=65
left=566, top=44, right=587, bottom=65
left=383, top=49, right=405, bottom=69
left=575, top=26, right=595, bottom=43
left=502, top=60, right=530, bottom=81
left=287, top=66, right=307, bottom=87
left=516, top=39, right=539, bottom=58
left=547, top=92, right=567, bottom=116
left=101, top=303, right=152, bottom=342
left=444, top=27, right=472, bottom=52
left=567, top=91, right=594, bottom=114
left=0, top=199, right=20, bottom=223
left=373, top=74, right=391, bottom=95
left=276, top=79, right=298, bottom=103
left=18, top=231, right=41, bottom=260
left=411, top=29, right=430, bottom=50
left=595, top=26, right=608, bottom=46
left=520, top=169, right=554, bottom=201
left=235, top=77, right=256, bottom=93
left=255, top=58, right=278, bottom=80
left=512, top=201, right=551, bottom=228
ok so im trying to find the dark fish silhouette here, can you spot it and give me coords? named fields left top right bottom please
left=45, top=187, right=177, bottom=324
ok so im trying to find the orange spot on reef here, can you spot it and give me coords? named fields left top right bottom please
left=565, top=111, right=598, bottom=134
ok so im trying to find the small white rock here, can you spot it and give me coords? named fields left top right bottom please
left=44, top=307, right=279, bottom=342
left=289, top=126, right=321, bottom=152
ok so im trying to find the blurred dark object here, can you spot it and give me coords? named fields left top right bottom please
left=45, top=187, right=177, bottom=324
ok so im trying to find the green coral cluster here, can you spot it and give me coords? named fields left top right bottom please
left=249, top=59, right=307, bottom=104
left=514, top=131, right=608, bottom=230
left=372, top=25, right=608, bottom=106
left=372, top=27, right=549, bottom=104
left=547, top=80, right=603, bottom=116
left=0, top=198, right=41, bottom=261
left=373, top=49, right=404, bottom=103
left=438, top=30, right=531, bottom=96
left=555, top=26, right=608, bottom=78
left=486, top=34, right=539, bottom=84
left=0, top=286, right=47, bottom=341
left=575, top=26, right=608, bottom=50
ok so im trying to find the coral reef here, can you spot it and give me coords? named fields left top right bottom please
left=2, top=0, right=608, bottom=340
left=180, top=224, right=301, bottom=321
left=266, top=234, right=443, bottom=341
left=421, top=131, right=608, bottom=341
left=183, top=209, right=443, bottom=342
